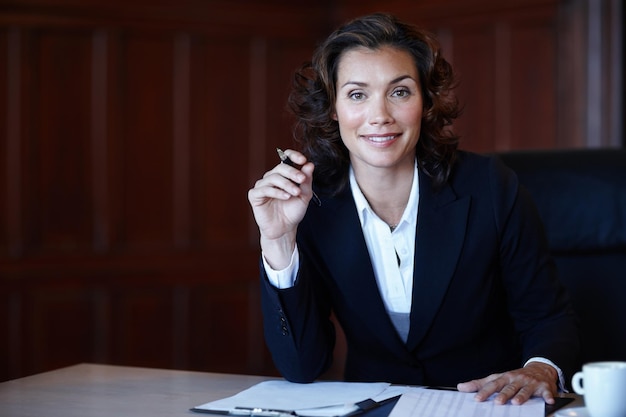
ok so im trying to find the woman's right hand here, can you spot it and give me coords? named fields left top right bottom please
left=247, top=149, right=315, bottom=269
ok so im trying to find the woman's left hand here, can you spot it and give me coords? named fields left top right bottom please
left=457, top=362, right=558, bottom=405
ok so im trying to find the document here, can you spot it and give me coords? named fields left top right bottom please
left=388, top=387, right=544, bottom=417
left=191, top=380, right=410, bottom=416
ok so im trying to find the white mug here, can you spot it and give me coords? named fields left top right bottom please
left=572, top=361, right=626, bottom=417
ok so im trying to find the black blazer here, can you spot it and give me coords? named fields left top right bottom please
left=260, top=151, right=579, bottom=387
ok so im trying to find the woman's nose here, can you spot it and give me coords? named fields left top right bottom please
left=368, top=97, right=393, bottom=125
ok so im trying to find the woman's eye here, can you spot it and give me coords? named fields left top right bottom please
left=392, top=88, right=411, bottom=98
left=349, top=91, right=365, bottom=100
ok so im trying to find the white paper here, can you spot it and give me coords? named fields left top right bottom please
left=194, top=380, right=406, bottom=416
left=388, top=388, right=544, bottom=417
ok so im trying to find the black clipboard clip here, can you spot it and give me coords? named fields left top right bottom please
left=190, top=406, right=295, bottom=416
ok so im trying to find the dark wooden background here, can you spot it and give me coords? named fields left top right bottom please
left=0, top=0, right=623, bottom=382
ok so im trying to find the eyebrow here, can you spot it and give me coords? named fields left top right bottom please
left=340, top=74, right=416, bottom=89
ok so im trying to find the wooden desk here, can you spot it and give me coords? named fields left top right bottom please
left=0, top=363, right=272, bottom=417
left=0, top=363, right=582, bottom=417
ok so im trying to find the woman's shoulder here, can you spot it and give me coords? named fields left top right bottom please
left=454, top=149, right=501, bottom=167
left=452, top=149, right=505, bottom=173
left=450, top=150, right=518, bottom=191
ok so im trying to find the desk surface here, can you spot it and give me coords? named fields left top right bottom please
left=0, top=363, right=582, bottom=417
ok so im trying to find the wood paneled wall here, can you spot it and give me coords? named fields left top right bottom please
left=0, top=0, right=622, bottom=382
left=0, top=0, right=328, bottom=381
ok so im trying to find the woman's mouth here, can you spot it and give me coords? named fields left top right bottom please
left=362, top=134, right=400, bottom=145
left=370, top=135, right=396, bottom=142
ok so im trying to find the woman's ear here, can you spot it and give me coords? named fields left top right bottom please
left=332, top=112, right=337, bottom=121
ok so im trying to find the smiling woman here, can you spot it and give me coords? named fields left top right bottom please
left=247, top=12, right=579, bottom=407
left=333, top=46, right=423, bottom=220
left=288, top=14, right=460, bottom=194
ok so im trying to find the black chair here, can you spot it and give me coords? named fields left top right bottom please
left=498, top=148, right=626, bottom=370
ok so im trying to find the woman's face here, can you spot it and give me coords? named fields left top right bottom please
left=334, top=46, right=423, bottom=173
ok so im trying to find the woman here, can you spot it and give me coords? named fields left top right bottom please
left=247, top=13, right=579, bottom=405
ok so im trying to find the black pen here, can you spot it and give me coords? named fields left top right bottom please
left=276, top=148, right=322, bottom=206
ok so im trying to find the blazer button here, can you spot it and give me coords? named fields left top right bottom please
left=279, top=315, right=289, bottom=336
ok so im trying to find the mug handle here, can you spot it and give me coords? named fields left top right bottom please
left=572, top=371, right=585, bottom=395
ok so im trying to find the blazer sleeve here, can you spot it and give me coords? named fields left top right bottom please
left=259, top=254, right=336, bottom=383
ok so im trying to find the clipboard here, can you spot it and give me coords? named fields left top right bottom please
left=189, top=380, right=407, bottom=417
left=190, top=397, right=399, bottom=417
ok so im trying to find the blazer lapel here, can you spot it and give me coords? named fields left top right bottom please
left=312, top=190, right=407, bottom=347
left=406, top=175, right=471, bottom=350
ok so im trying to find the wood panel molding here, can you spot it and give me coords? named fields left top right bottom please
left=0, top=0, right=331, bottom=39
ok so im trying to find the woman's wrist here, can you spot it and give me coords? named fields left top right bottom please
left=260, top=232, right=297, bottom=270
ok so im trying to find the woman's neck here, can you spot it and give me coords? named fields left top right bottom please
left=353, top=160, right=414, bottom=228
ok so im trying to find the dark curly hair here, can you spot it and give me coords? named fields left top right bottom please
left=288, top=13, right=461, bottom=194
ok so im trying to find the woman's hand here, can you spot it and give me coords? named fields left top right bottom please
left=247, top=149, right=315, bottom=269
left=457, top=362, right=558, bottom=405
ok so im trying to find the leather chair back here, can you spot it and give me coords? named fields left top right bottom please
left=498, top=149, right=626, bottom=369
